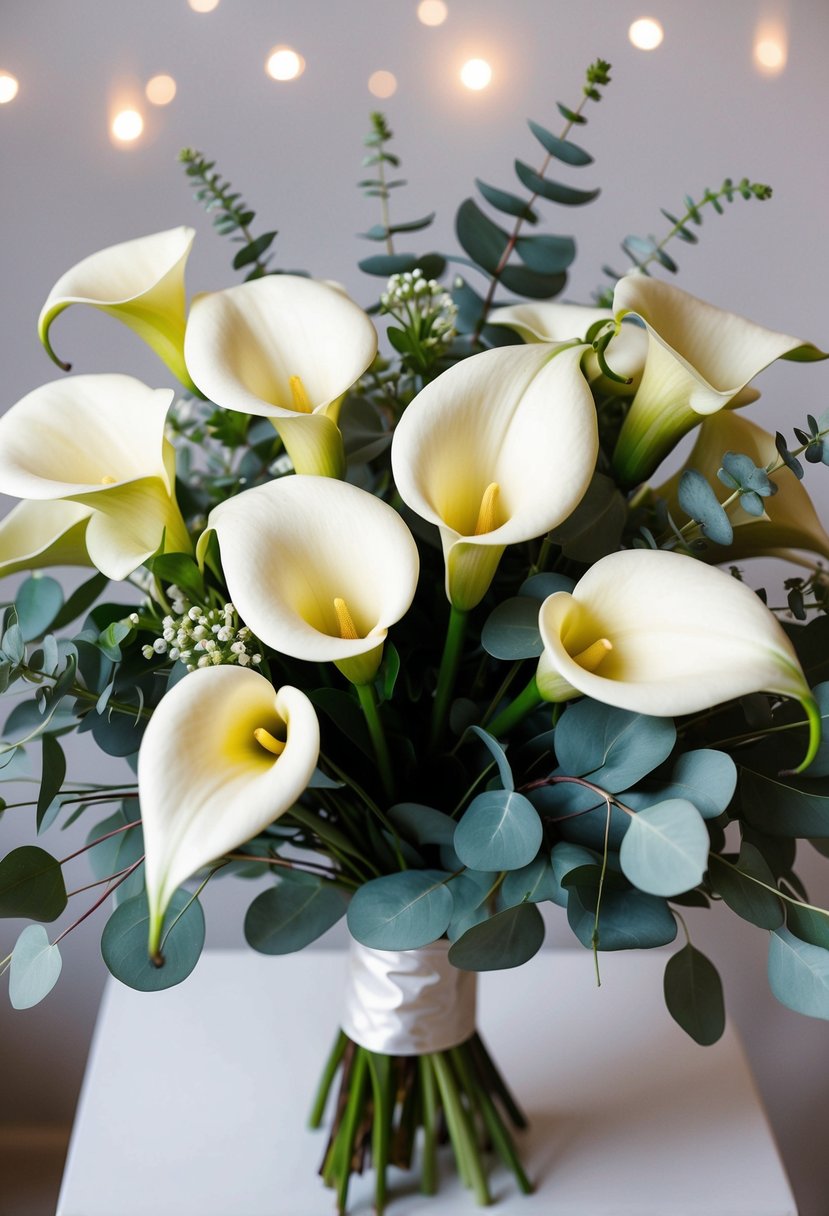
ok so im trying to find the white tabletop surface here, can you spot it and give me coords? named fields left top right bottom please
left=56, top=947, right=797, bottom=1216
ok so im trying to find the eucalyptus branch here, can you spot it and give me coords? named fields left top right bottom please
left=52, top=858, right=144, bottom=947
left=60, top=819, right=142, bottom=866
left=20, top=662, right=151, bottom=722
left=179, top=148, right=277, bottom=280
left=716, top=854, right=829, bottom=918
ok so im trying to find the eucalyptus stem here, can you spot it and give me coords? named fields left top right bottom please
left=487, top=674, right=543, bottom=738
left=355, top=681, right=396, bottom=802
left=430, top=606, right=469, bottom=751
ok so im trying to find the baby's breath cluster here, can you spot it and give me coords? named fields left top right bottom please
left=142, top=586, right=262, bottom=672
left=381, top=269, right=457, bottom=356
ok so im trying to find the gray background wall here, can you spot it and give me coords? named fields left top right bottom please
left=1, top=1, right=828, bottom=1213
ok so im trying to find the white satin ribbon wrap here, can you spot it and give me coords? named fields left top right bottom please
left=341, top=938, right=477, bottom=1055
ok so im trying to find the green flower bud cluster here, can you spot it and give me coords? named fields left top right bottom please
left=141, top=586, right=262, bottom=672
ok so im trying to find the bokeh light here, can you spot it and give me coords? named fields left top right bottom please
left=754, top=24, right=787, bottom=75
left=146, top=74, right=177, bottom=106
left=628, top=18, right=664, bottom=50
left=417, top=1, right=448, bottom=26
left=460, top=58, right=492, bottom=90
left=188, top=0, right=220, bottom=12
left=0, top=72, right=19, bottom=104
left=266, top=46, right=305, bottom=82
left=368, top=70, right=397, bottom=99
left=111, top=109, right=144, bottom=143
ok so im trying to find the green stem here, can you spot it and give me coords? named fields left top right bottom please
left=367, top=1052, right=393, bottom=1214
left=488, top=675, right=543, bottom=739
left=332, top=1047, right=369, bottom=1215
left=469, top=1034, right=527, bottom=1130
left=355, top=681, right=395, bottom=803
left=430, top=1052, right=492, bottom=1206
left=309, top=1031, right=349, bottom=1129
left=430, top=606, right=469, bottom=751
left=451, top=1043, right=533, bottom=1195
left=479, top=661, right=524, bottom=730
left=418, top=1055, right=439, bottom=1195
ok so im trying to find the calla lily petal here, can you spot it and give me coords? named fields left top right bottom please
left=0, top=374, right=190, bottom=579
left=489, top=301, right=648, bottom=395
left=537, top=548, right=820, bottom=771
left=0, top=499, right=92, bottom=578
left=208, top=475, right=419, bottom=683
left=654, top=411, right=829, bottom=565
left=611, top=274, right=827, bottom=487
left=139, top=666, right=320, bottom=957
left=184, top=276, right=378, bottom=477
left=38, top=227, right=197, bottom=392
left=391, top=343, right=598, bottom=610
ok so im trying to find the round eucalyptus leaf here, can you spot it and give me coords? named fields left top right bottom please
left=566, top=872, right=677, bottom=951
left=549, top=841, right=599, bottom=907
left=101, top=891, right=205, bottom=991
left=619, top=799, right=709, bottom=896
left=519, top=573, right=575, bottom=602
left=0, top=845, right=67, bottom=922
left=15, top=576, right=64, bottom=643
left=9, top=924, right=62, bottom=1009
left=449, top=903, right=545, bottom=971
left=388, top=803, right=456, bottom=847
left=786, top=901, right=829, bottom=950
left=454, top=790, right=542, bottom=871
left=554, top=700, right=676, bottom=792
left=244, top=876, right=348, bottom=955
left=768, top=928, right=829, bottom=1019
left=501, top=856, right=560, bottom=906
left=708, top=846, right=784, bottom=930
left=628, top=749, right=737, bottom=820
left=481, top=597, right=543, bottom=660
left=347, top=870, right=452, bottom=950
left=663, top=944, right=725, bottom=1045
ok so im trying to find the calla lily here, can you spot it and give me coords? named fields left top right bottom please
left=184, top=276, right=378, bottom=478
left=536, top=548, right=820, bottom=771
left=0, top=499, right=92, bottom=578
left=38, top=227, right=197, bottom=392
left=0, top=374, right=191, bottom=580
left=489, top=301, right=648, bottom=396
left=654, top=411, right=829, bottom=565
left=391, top=343, right=598, bottom=610
left=610, top=274, right=826, bottom=487
left=139, top=666, right=320, bottom=958
left=207, top=475, right=419, bottom=685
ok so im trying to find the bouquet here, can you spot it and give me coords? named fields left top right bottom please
left=2, top=58, right=829, bottom=1213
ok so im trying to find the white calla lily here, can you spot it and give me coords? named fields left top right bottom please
left=184, top=276, right=378, bottom=478
left=208, top=475, right=419, bottom=685
left=489, top=301, right=648, bottom=395
left=139, top=666, right=320, bottom=958
left=0, top=374, right=190, bottom=580
left=0, top=499, right=92, bottom=578
left=654, top=411, right=829, bottom=565
left=611, top=274, right=826, bottom=487
left=38, top=227, right=197, bottom=392
left=536, top=548, right=820, bottom=771
left=391, top=343, right=598, bottom=610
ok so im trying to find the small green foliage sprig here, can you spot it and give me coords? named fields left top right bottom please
left=380, top=269, right=458, bottom=374
left=452, top=58, right=611, bottom=344
left=179, top=148, right=278, bottom=280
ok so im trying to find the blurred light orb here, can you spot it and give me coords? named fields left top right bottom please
left=146, top=74, right=177, bottom=106
left=368, top=70, right=397, bottom=99
left=0, top=72, right=19, bottom=104
left=112, top=109, right=144, bottom=143
left=460, top=58, right=492, bottom=90
left=628, top=18, right=664, bottom=50
left=754, top=33, right=787, bottom=74
left=188, top=0, right=220, bottom=12
left=417, top=0, right=448, bottom=26
left=266, top=46, right=305, bottom=81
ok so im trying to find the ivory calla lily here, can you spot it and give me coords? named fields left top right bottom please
left=184, top=276, right=378, bottom=478
left=489, top=301, right=648, bottom=396
left=610, top=274, right=826, bottom=487
left=391, top=343, right=598, bottom=610
left=0, top=374, right=191, bottom=580
left=139, top=666, right=320, bottom=958
left=0, top=499, right=92, bottom=578
left=654, top=411, right=829, bottom=565
left=38, top=227, right=197, bottom=392
left=536, top=548, right=820, bottom=771
left=207, top=476, right=419, bottom=685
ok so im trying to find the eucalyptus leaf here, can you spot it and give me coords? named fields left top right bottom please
left=513, top=160, right=600, bottom=206
left=627, top=749, right=736, bottom=820
left=347, top=870, right=453, bottom=950
left=740, top=764, right=829, bottom=837
left=454, top=789, right=542, bottom=871
left=619, top=799, right=709, bottom=897
left=566, top=868, right=677, bottom=950
left=446, top=870, right=494, bottom=941
left=15, top=577, right=64, bottom=642
left=449, top=903, right=545, bottom=971
left=37, top=734, right=66, bottom=832
left=501, top=856, right=560, bottom=906
left=388, top=803, right=456, bottom=846
left=549, top=473, right=627, bottom=562
left=244, top=875, right=348, bottom=954
left=9, top=924, right=62, bottom=1009
left=768, top=928, right=829, bottom=1019
left=481, top=597, right=543, bottom=660
left=455, top=198, right=509, bottom=274
left=708, top=846, right=784, bottom=930
left=527, top=120, right=593, bottom=164
left=554, top=699, right=676, bottom=792
left=519, top=573, right=575, bottom=602
left=0, top=846, right=67, bottom=921
left=549, top=841, right=598, bottom=907
left=514, top=233, right=576, bottom=274
left=663, top=944, right=725, bottom=1045
left=465, top=726, right=514, bottom=791
left=678, top=470, right=733, bottom=545
left=499, top=265, right=567, bottom=300
left=786, top=901, right=829, bottom=950
left=475, top=178, right=538, bottom=222
left=101, top=890, right=205, bottom=991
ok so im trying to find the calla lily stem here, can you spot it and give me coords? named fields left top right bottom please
left=488, top=674, right=543, bottom=739
left=430, top=606, right=469, bottom=750
left=355, top=681, right=396, bottom=803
